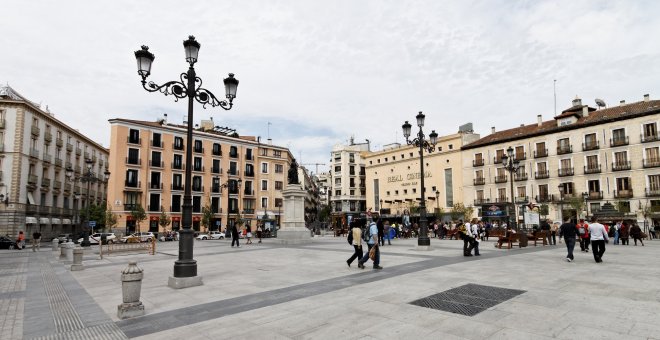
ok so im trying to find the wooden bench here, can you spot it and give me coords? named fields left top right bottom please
left=527, top=231, right=548, bottom=246
left=496, top=234, right=520, bottom=249
left=446, top=229, right=460, bottom=240
left=488, top=228, right=506, bottom=239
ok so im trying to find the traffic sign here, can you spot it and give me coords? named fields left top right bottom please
left=89, top=221, right=96, bottom=227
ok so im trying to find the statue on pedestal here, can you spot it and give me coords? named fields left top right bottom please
left=288, top=158, right=299, bottom=185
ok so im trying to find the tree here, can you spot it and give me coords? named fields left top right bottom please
left=449, top=203, right=473, bottom=221
left=318, top=204, right=331, bottom=222
left=80, top=204, right=107, bottom=230
left=566, top=196, right=585, bottom=216
left=105, top=205, right=118, bottom=231
left=130, top=204, right=147, bottom=230
left=539, top=204, right=549, bottom=217
left=201, top=202, right=213, bottom=233
left=159, top=209, right=171, bottom=233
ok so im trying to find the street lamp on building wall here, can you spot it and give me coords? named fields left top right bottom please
left=501, top=147, right=520, bottom=230
left=558, top=184, right=565, bottom=222
left=435, top=190, right=440, bottom=217
left=582, top=192, right=589, bottom=219
left=65, top=159, right=110, bottom=246
left=134, top=36, right=238, bottom=280
left=402, top=111, right=438, bottom=247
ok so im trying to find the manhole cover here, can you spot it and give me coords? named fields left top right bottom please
left=410, top=283, right=525, bottom=316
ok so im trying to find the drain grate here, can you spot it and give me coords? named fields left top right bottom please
left=410, top=283, right=525, bottom=316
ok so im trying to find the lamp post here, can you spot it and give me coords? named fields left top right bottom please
left=402, top=111, right=438, bottom=247
left=379, top=199, right=383, bottom=212
left=558, top=184, right=565, bottom=222
left=501, top=147, right=520, bottom=230
left=134, top=36, right=238, bottom=279
left=435, top=190, right=440, bottom=218
left=65, top=159, right=111, bottom=247
left=582, top=192, right=589, bottom=220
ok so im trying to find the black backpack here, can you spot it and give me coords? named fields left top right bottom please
left=347, top=229, right=353, bottom=245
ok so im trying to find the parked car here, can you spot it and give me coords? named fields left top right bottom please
left=120, top=232, right=155, bottom=243
left=78, top=233, right=117, bottom=245
left=209, top=231, right=226, bottom=240
left=56, top=234, right=72, bottom=243
left=0, top=236, right=18, bottom=250
left=159, top=231, right=178, bottom=242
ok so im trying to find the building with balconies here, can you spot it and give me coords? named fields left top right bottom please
left=0, top=85, right=109, bottom=238
left=462, top=94, right=660, bottom=226
left=327, top=137, right=370, bottom=227
left=107, top=117, right=292, bottom=234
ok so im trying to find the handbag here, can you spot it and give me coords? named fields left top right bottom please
left=369, top=245, right=377, bottom=260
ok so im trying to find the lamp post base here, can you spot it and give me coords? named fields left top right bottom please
left=415, top=245, right=432, bottom=251
left=417, top=238, right=431, bottom=247
left=167, top=275, right=203, bottom=289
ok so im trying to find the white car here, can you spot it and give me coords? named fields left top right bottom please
left=196, top=231, right=226, bottom=240
left=78, top=233, right=117, bottom=245
left=121, top=232, right=155, bottom=243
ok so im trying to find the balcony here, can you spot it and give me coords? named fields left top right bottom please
left=194, top=147, right=204, bottom=154
left=0, top=118, right=4, bottom=129
left=612, top=161, right=631, bottom=171
left=171, top=162, right=184, bottom=170
left=494, top=175, right=507, bottom=183
left=582, top=141, right=600, bottom=151
left=556, top=145, right=573, bottom=155
left=65, top=161, right=72, bottom=169
left=641, top=133, right=660, bottom=143
left=495, top=197, right=509, bottom=203
left=534, top=148, right=548, bottom=158
left=56, top=138, right=63, bottom=147
left=44, top=131, right=53, bottom=142
left=614, top=189, right=633, bottom=198
left=473, top=198, right=490, bottom=205
left=473, top=177, right=485, bottom=185
left=244, top=189, right=255, bottom=196
left=643, top=158, right=660, bottom=168
left=242, top=209, right=255, bottom=215
left=229, top=152, right=238, bottom=158
left=28, top=174, right=38, bottom=184
left=245, top=154, right=254, bottom=161
left=84, top=151, right=90, bottom=159
left=535, top=194, right=554, bottom=203
left=151, top=140, right=163, bottom=148
left=124, top=180, right=141, bottom=189
left=54, top=158, right=63, bottom=167
left=74, top=185, right=81, bottom=194
left=30, top=148, right=40, bottom=158
left=171, top=184, right=184, bottom=191
left=64, top=183, right=71, bottom=192
left=75, top=148, right=81, bottom=156
left=192, top=185, right=204, bottom=192
left=585, top=191, right=603, bottom=200
left=66, top=143, right=73, bottom=152
left=41, top=178, right=51, bottom=188
left=150, top=160, right=164, bottom=168
left=610, top=136, right=629, bottom=147
left=244, top=170, right=254, bottom=177
left=493, top=156, right=503, bottom=164
left=472, top=159, right=484, bottom=167
left=149, top=182, right=163, bottom=190
left=645, top=188, right=660, bottom=197
left=534, top=170, right=550, bottom=179
left=514, top=196, right=529, bottom=203
left=514, top=173, right=528, bottom=181
left=42, top=153, right=52, bottom=164
left=53, top=180, right=62, bottom=190
left=558, top=167, right=574, bottom=177
left=228, top=169, right=240, bottom=176
left=514, top=152, right=526, bottom=161
left=31, top=125, right=40, bottom=136
left=127, top=136, right=141, bottom=145
left=584, top=165, right=601, bottom=174
left=125, top=157, right=141, bottom=166
left=192, top=166, right=205, bottom=173
left=211, top=167, right=222, bottom=174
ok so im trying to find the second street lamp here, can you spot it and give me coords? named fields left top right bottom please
left=65, top=159, right=110, bottom=246
left=501, top=147, right=520, bottom=230
left=402, top=111, right=438, bottom=247
left=135, top=36, right=238, bottom=284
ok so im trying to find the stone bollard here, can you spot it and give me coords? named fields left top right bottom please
left=64, top=242, right=75, bottom=262
left=59, top=243, right=68, bottom=260
left=52, top=239, right=59, bottom=252
left=70, top=248, right=84, bottom=271
left=117, top=261, right=145, bottom=319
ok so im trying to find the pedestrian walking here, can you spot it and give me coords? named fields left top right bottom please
left=470, top=218, right=480, bottom=256
left=540, top=219, right=552, bottom=245
left=383, top=220, right=392, bottom=245
left=246, top=225, right=253, bottom=244
left=577, top=219, right=590, bottom=252
left=346, top=222, right=363, bottom=267
left=17, top=231, right=25, bottom=250
left=630, top=223, right=644, bottom=246
left=31, top=230, right=42, bottom=252
left=231, top=223, right=240, bottom=247
left=357, top=221, right=382, bottom=270
left=559, top=216, right=577, bottom=262
left=588, top=216, right=608, bottom=263
left=257, top=224, right=262, bottom=244
left=619, top=222, right=630, bottom=245
left=377, top=219, right=385, bottom=246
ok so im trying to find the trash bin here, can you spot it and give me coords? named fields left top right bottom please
left=518, top=233, right=528, bottom=247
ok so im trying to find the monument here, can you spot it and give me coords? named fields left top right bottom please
left=277, top=159, right=312, bottom=244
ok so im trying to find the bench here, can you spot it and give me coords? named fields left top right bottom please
left=488, top=228, right=506, bottom=239
left=496, top=234, right=520, bottom=249
left=446, top=229, right=460, bottom=240
left=527, top=231, right=548, bottom=246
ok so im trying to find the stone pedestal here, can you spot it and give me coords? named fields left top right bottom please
left=65, top=242, right=75, bottom=262
left=167, top=276, right=203, bottom=289
left=51, top=239, right=59, bottom=252
left=117, top=261, right=145, bottom=319
left=70, top=248, right=84, bottom=271
left=277, top=184, right=312, bottom=245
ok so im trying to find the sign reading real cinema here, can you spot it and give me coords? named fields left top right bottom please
left=387, top=171, right=432, bottom=186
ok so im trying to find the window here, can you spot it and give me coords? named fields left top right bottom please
left=229, top=161, right=237, bottom=175
left=151, top=151, right=162, bottom=167
left=586, top=155, right=598, bottom=169
left=557, top=138, right=570, bottom=151
left=516, top=186, right=526, bottom=198
left=246, top=148, right=253, bottom=160
left=275, top=181, right=283, bottom=190
left=173, top=154, right=183, bottom=169
left=612, top=128, right=626, bottom=143
left=152, top=133, right=162, bottom=147
left=173, top=174, right=183, bottom=190
left=212, top=159, right=221, bottom=173
left=212, top=143, right=222, bottom=156
left=560, top=159, right=571, bottom=169
left=538, top=184, right=548, bottom=197
left=498, top=188, right=507, bottom=200
left=261, top=197, right=268, bottom=208
left=211, top=197, right=220, bottom=214
left=230, top=146, right=238, bottom=158
left=584, top=133, right=597, bottom=149
left=537, top=162, right=547, bottom=173
left=616, top=177, right=631, bottom=191
left=474, top=153, right=483, bottom=164
left=649, top=175, right=660, bottom=191
left=128, top=129, right=140, bottom=144
left=349, top=178, right=355, bottom=187
left=261, top=162, right=268, bottom=174
left=192, top=176, right=202, bottom=191
left=275, top=198, right=283, bottom=208
left=125, top=169, right=138, bottom=186
left=149, top=193, right=160, bottom=211
left=614, top=151, right=628, bottom=165
left=261, top=180, right=268, bottom=190
left=349, top=166, right=355, bottom=175
left=273, top=150, right=282, bottom=158
left=275, top=164, right=284, bottom=173
left=193, top=196, right=201, bottom=213
left=514, top=146, right=524, bottom=160
left=475, top=170, right=483, bottom=179
left=335, top=178, right=341, bottom=185
left=174, top=136, right=184, bottom=150
left=194, top=140, right=203, bottom=153
left=588, top=180, right=600, bottom=193
left=645, top=147, right=660, bottom=161
left=260, top=148, right=268, bottom=156
left=127, top=148, right=139, bottom=164
left=335, top=190, right=341, bottom=196
left=193, top=157, right=203, bottom=171
left=449, top=144, right=453, bottom=150
left=150, top=172, right=161, bottom=189
left=643, top=123, right=658, bottom=140
left=335, top=165, right=341, bottom=172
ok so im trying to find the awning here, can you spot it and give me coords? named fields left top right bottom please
left=40, top=217, right=50, bottom=224
left=62, top=219, right=72, bottom=225
left=51, top=218, right=61, bottom=224
left=27, top=192, right=35, bottom=204
left=26, top=217, right=38, bottom=224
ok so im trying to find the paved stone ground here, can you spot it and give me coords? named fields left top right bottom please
left=2, top=236, right=660, bottom=339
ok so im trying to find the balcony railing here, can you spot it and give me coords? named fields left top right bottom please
left=612, top=161, right=631, bottom=171
left=44, top=131, right=53, bottom=142
left=614, top=189, right=633, bottom=198
left=28, top=174, right=38, bottom=184
left=31, top=125, right=40, bottom=136
left=641, top=133, right=660, bottom=143
left=495, top=197, right=509, bottom=203
left=534, top=148, right=548, bottom=158
left=584, top=165, right=601, bottom=174
left=229, top=152, right=239, bottom=158
left=192, top=185, right=204, bottom=192
left=515, top=152, right=526, bottom=161
left=150, top=160, right=164, bottom=168
left=124, top=180, right=141, bottom=188
left=494, top=175, right=507, bottom=183
left=66, top=143, right=73, bottom=152
left=127, top=137, right=141, bottom=145
left=211, top=167, right=222, bottom=174
left=585, top=191, right=603, bottom=200
left=41, top=178, right=51, bottom=187
left=30, top=148, right=40, bottom=158
left=473, top=177, right=485, bottom=185
left=534, top=170, right=550, bottom=179
left=43, top=153, right=52, bottom=163
left=643, top=158, right=660, bottom=168
left=54, top=158, right=63, bottom=167
left=171, top=184, right=184, bottom=191
left=53, top=180, right=62, bottom=190
left=245, top=154, right=254, bottom=161
left=192, top=166, right=205, bottom=172
left=75, top=148, right=81, bottom=156
left=172, top=162, right=185, bottom=170
left=244, top=189, right=255, bottom=196
left=514, top=196, right=529, bottom=203
left=535, top=194, right=554, bottom=203
left=645, top=188, right=660, bottom=197
left=558, top=167, right=574, bottom=177
left=228, top=169, right=240, bottom=176
left=610, top=136, right=629, bottom=147
left=56, top=138, right=63, bottom=147
left=493, top=156, right=503, bottom=164
left=245, top=170, right=254, bottom=177
left=173, top=142, right=185, bottom=151
left=194, top=147, right=204, bottom=154
left=147, top=205, right=160, bottom=212
left=211, top=148, right=222, bottom=156
left=557, top=145, right=573, bottom=155
left=151, top=140, right=163, bottom=148
left=514, top=173, right=528, bottom=181
left=582, top=141, right=600, bottom=151
left=473, top=198, right=490, bottom=205
left=473, top=159, right=484, bottom=167
left=126, top=157, right=141, bottom=166
left=149, top=182, right=163, bottom=190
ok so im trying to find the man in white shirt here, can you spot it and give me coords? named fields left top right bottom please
left=588, top=216, right=609, bottom=263
left=470, top=219, right=481, bottom=256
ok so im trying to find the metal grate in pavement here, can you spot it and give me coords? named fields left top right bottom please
left=410, top=283, right=525, bottom=316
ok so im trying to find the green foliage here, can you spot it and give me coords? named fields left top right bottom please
left=201, top=203, right=213, bottom=232
left=614, top=200, right=631, bottom=213
left=318, top=205, right=331, bottom=222
left=158, top=209, right=171, bottom=231
left=130, top=204, right=147, bottom=228
left=566, top=196, right=585, bottom=213
left=539, top=204, right=549, bottom=216
left=80, top=204, right=107, bottom=229
left=449, top=203, right=473, bottom=221
left=105, top=206, right=117, bottom=229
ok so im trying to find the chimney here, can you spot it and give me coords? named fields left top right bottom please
left=572, top=96, right=582, bottom=107
left=520, top=124, right=524, bottom=127
left=163, top=113, right=168, bottom=124
left=582, top=106, right=589, bottom=117
left=268, top=138, right=272, bottom=145
left=491, top=126, right=496, bottom=134
left=537, top=115, right=542, bottom=127
left=644, top=94, right=650, bottom=102
left=620, top=100, right=626, bottom=106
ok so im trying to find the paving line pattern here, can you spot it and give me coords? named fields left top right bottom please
left=40, top=261, right=86, bottom=333
left=29, top=323, right=127, bottom=340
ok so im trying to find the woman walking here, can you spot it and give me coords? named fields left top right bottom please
left=246, top=225, right=253, bottom=244
left=630, top=223, right=644, bottom=246
left=17, top=231, right=25, bottom=250
left=619, top=222, right=630, bottom=245
left=346, top=221, right=363, bottom=267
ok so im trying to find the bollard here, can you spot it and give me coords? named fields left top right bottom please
left=59, top=244, right=68, bottom=260
left=52, top=239, right=59, bottom=252
left=70, top=248, right=84, bottom=271
left=117, top=261, right=145, bottom=319
left=64, top=242, right=75, bottom=262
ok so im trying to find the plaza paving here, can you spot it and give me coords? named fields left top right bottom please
left=1, top=235, right=659, bottom=339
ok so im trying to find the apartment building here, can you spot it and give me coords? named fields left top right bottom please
left=107, top=118, right=292, bottom=234
left=328, top=139, right=369, bottom=227
left=363, top=129, right=480, bottom=222
left=0, top=85, right=109, bottom=238
left=462, top=94, right=660, bottom=226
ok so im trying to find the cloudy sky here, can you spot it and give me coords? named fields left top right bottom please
left=2, top=1, right=659, bottom=171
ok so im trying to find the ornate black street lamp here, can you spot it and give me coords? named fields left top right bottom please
left=501, top=147, right=520, bottom=230
left=134, top=36, right=238, bottom=279
left=65, top=159, right=110, bottom=246
left=558, top=184, right=565, bottom=222
left=582, top=192, right=589, bottom=220
left=402, top=112, right=438, bottom=246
